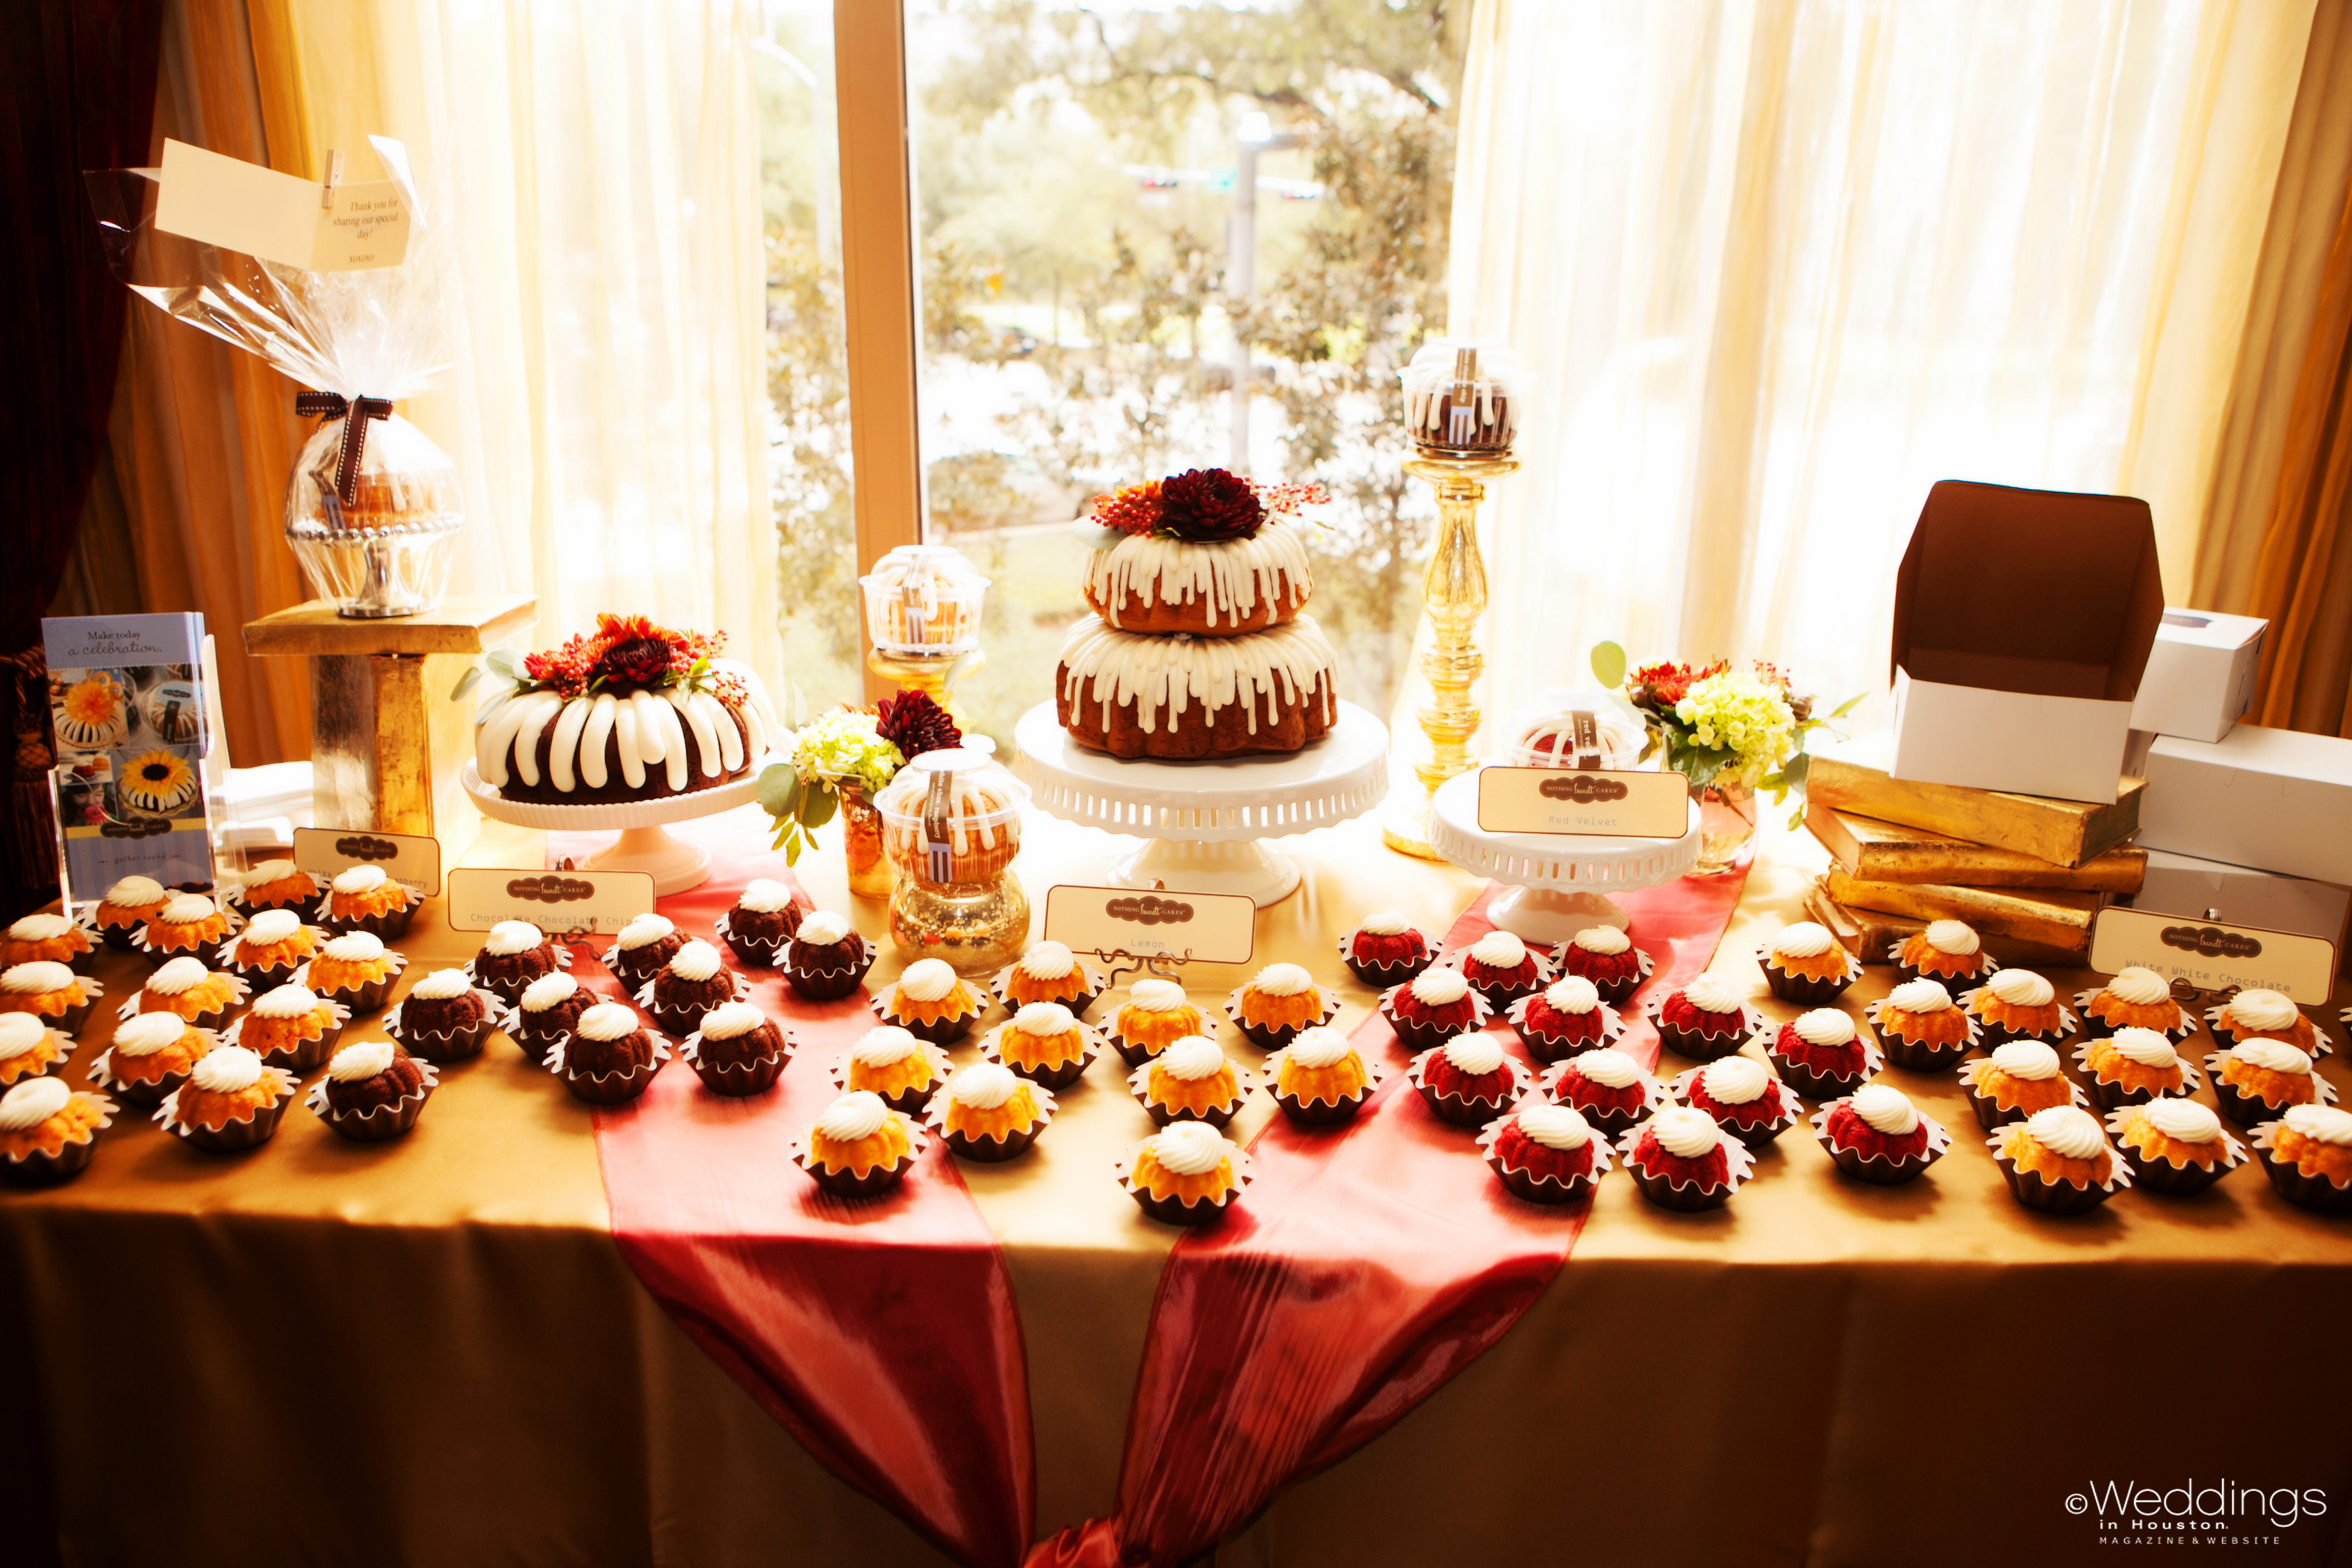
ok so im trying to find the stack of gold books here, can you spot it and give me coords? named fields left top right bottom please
left=1802, top=742, right=2147, bottom=968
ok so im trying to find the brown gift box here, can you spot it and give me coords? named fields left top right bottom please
left=1822, top=870, right=2106, bottom=952
left=1804, top=802, right=2145, bottom=893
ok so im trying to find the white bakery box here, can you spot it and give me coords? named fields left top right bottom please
left=2127, top=608, right=2265, bottom=744
left=1886, top=481, right=2164, bottom=805
left=2121, top=847, right=2351, bottom=957
left=2132, top=724, right=2352, bottom=888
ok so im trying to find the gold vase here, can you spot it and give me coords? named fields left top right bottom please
left=839, top=781, right=893, bottom=901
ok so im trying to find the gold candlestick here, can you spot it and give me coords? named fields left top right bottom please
left=865, top=645, right=986, bottom=726
left=1382, top=453, right=1517, bottom=859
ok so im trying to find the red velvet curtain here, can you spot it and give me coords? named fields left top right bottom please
left=0, top=0, right=168, bottom=925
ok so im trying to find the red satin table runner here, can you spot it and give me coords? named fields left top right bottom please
left=1033, top=859, right=1752, bottom=1568
left=559, top=823, right=1035, bottom=1568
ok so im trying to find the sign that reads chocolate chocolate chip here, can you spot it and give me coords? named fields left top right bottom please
left=1475, top=766, right=1689, bottom=840
left=443, top=867, right=655, bottom=935
left=1043, top=883, right=1255, bottom=966
left=2090, top=906, right=2335, bottom=1004
left=293, top=825, right=443, bottom=895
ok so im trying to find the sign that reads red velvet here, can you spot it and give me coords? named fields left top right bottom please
left=1042, top=883, right=1255, bottom=965
left=443, top=866, right=655, bottom=936
left=1475, top=765, right=1689, bottom=839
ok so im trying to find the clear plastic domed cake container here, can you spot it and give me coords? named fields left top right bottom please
left=859, top=544, right=990, bottom=656
left=1399, top=338, right=1530, bottom=458
left=1502, top=689, right=1652, bottom=771
left=284, top=412, right=465, bottom=618
left=875, top=748, right=1031, bottom=973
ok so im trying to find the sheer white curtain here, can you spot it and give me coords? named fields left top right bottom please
left=1447, top=0, right=2312, bottom=731
left=320, top=0, right=777, bottom=679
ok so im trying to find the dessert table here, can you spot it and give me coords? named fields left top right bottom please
left=6, top=806, right=2352, bottom=1568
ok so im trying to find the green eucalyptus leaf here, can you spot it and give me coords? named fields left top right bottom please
left=1780, top=751, right=1811, bottom=790
left=449, top=665, right=482, bottom=703
left=800, top=784, right=839, bottom=831
left=1590, top=641, right=1628, bottom=690
left=1829, top=691, right=1867, bottom=720
left=756, top=763, right=802, bottom=818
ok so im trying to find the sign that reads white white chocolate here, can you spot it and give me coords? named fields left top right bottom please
left=1040, top=883, right=1255, bottom=967
left=442, top=868, right=655, bottom=936
left=2088, top=906, right=2336, bottom=1006
left=290, top=825, right=443, bottom=897
left=153, top=139, right=413, bottom=272
left=1475, top=766, right=1689, bottom=840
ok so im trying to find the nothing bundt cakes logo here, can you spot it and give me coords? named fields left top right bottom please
left=1539, top=774, right=1630, bottom=803
left=99, top=818, right=172, bottom=839
left=335, top=835, right=399, bottom=862
left=2161, top=924, right=2262, bottom=959
left=507, top=874, right=597, bottom=904
left=1105, top=895, right=1193, bottom=927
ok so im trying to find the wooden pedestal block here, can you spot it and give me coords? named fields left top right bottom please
left=243, top=596, right=538, bottom=865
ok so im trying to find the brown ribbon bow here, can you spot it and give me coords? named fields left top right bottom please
left=294, top=391, right=395, bottom=506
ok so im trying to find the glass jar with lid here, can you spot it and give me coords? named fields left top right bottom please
left=1398, top=338, right=1531, bottom=458
left=873, top=747, right=1030, bottom=973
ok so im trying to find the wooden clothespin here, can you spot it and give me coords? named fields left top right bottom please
left=320, top=148, right=344, bottom=210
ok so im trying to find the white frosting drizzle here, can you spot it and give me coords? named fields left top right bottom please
left=617, top=913, right=676, bottom=951
left=189, top=1045, right=264, bottom=1094
left=2227, top=989, right=2301, bottom=1034
left=250, top=985, right=320, bottom=1020
left=147, top=956, right=212, bottom=995
left=950, top=1062, right=1022, bottom=1110
left=1157, top=1035, right=1227, bottom=1081
left=475, top=663, right=768, bottom=797
left=2283, top=1104, right=2352, bottom=1146
left=1012, top=1001, right=1076, bottom=1038
left=1770, top=922, right=1835, bottom=959
left=1057, top=614, right=1338, bottom=738
left=0, top=1015, right=45, bottom=1058
left=332, top=865, right=388, bottom=895
left=103, top=876, right=166, bottom=907
left=329, top=1041, right=396, bottom=1082
left=2023, top=1105, right=2106, bottom=1161
left=736, top=879, right=793, bottom=915
left=1573, top=1048, right=1640, bottom=1089
left=897, top=959, right=959, bottom=1003
left=241, top=910, right=303, bottom=948
left=1357, top=911, right=1410, bottom=936
left=408, top=968, right=474, bottom=1001
left=575, top=1003, right=639, bottom=1042
left=1681, top=974, right=1743, bottom=1014
left=1793, top=1009, right=1856, bottom=1047
left=1888, top=978, right=1952, bottom=1014
left=2235, top=1039, right=2312, bottom=1076
left=7, top=913, right=72, bottom=942
left=158, top=895, right=217, bottom=924
left=1987, top=970, right=2054, bottom=1007
left=2142, top=1098, right=2222, bottom=1144
left=1469, top=930, right=1528, bottom=968
left=323, top=933, right=386, bottom=963
left=816, top=1091, right=890, bottom=1143
left=1409, top=968, right=1471, bottom=1007
left=794, top=912, right=850, bottom=948
left=521, top=972, right=579, bottom=1010
left=1128, top=979, right=1189, bottom=1013
left=668, top=940, right=724, bottom=983
left=1284, top=1026, right=1354, bottom=1070
left=2109, top=1027, right=2178, bottom=1068
left=1, top=962, right=73, bottom=995
left=485, top=920, right=545, bottom=956
left=1086, top=520, right=1312, bottom=630
left=2104, top=967, right=2171, bottom=1006
left=1699, top=1056, right=1770, bottom=1104
left=853, top=1027, right=920, bottom=1067
left=1649, top=1107, right=1722, bottom=1159
left=699, top=1001, right=766, bottom=1041
left=0, top=1077, right=72, bottom=1130
left=1923, top=919, right=1979, bottom=956
left=1572, top=925, right=1630, bottom=955
left=112, top=1012, right=188, bottom=1055
left=1850, top=1084, right=1920, bottom=1136
left=1440, top=1033, right=1505, bottom=1075
left=1543, top=976, right=1600, bottom=1015
left=1988, top=1041, right=2061, bottom=1080
left=1149, top=1120, right=1232, bottom=1176
left=1515, top=1102, right=1593, bottom=1150
left=1017, top=942, right=1077, bottom=980
left=1250, top=963, right=1314, bottom=998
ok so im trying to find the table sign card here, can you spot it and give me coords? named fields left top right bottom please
left=293, top=826, right=443, bottom=896
left=2088, top=906, right=2338, bottom=1005
left=443, top=868, right=656, bottom=936
left=1042, top=884, right=1257, bottom=967
left=1475, top=767, right=1688, bottom=839
left=43, top=611, right=217, bottom=899
left=155, top=139, right=411, bottom=272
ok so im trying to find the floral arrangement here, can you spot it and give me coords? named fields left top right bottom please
left=1591, top=643, right=1860, bottom=824
left=756, top=688, right=962, bottom=863
left=1089, top=467, right=1328, bottom=544
left=452, top=612, right=744, bottom=709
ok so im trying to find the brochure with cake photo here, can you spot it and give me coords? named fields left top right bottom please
left=41, top=612, right=218, bottom=897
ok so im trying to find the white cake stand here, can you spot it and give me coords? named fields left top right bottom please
left=1012, top=700, right=1389, bottom=906
left=461, top=761, right=769, bottom=895
left=1426, top=767, right=1703, bottom=944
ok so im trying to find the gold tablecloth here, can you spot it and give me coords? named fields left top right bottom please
left=7, top=809, right=2351, bottom=1568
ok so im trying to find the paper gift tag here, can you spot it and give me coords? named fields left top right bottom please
left=292, top=826, right=443, bottom=897
left=443, top=868, right=656, bottom=936
left=1475, top=767, right=1689, bottom=839
left=154, top=139, right=411, bottom=272
left=1042, top=884, right=1256, bottom=967
left=2089, top=906, right=2338, bottom=1006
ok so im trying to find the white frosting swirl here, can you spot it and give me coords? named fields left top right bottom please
left=1849, top=1084, right=1920, bottom=1136
left=1357, top=911, right=1410, bottom=936
left=735, top=879, right=793, bottom=915
left=1514, top=1102, right=1592, bottom=1150
left=1793, top=1009, right=1857, bottom=1048
left=1, top=961, right=73, bottom=995
left=950, top=1062, right=1021, bottom=1110
left=331, top=865, right=388, bottom=895
left=239, top=859, right=299, bottom=887
left=2283, top=1104, right=2352, bottom=1147
left=1011, top=1001, right=1076, bottom=1038
left=102, top=875, right=166, bottom=906
left=1543, top=976, right=1601, bottom=1015
left=1770, top=921, right=1835, bottom=959
left=1249, top=962, right=1313, bottom=998
left=2104, top=967, right=2171, bottom=1006
left=1887, top=978, right=1951, bottom=1014
left=112, top=1012, right=188, bottom=1055
left=1284, top=1026, right=1354, bottom=1070
left=1648, top=1106, right=1722, bottom=1159
left=1128, top=978, right=1189, bottom=1013
left=2109, top=1027, right=2178, bottom=1068
left=1988, top=1041, right=2060, bottom=1081
left=1148, top=1121, right=1231, bottom=1176
left=240, top=909, right=303, bottom=948
left=2226, top=989, right=2301, bottom=1035
left=1015, top=941, right=1077, bottom=980
left=897, top=959, right=958, bottom=1003
left=323, top=933, right=386, bottom=963
left=1469, top=930, right=1527, bottom=968
left=2234, top=1039, right=2312, bottom=1076
left=1572, top=925, right=1630, bottom=955
left=158, top=895, right=217, bottom=924
left=1573, top=1048, right=1640, bottom=1089
left=1923, top=919, right=1979, bottom=956
left=250, top=985, right=319, bottom=1020
left=147, top=956, right=211, bottom=995
left=815, top=1091, right=890, bottom=1142
left=617, top=913, right=677, bottom=950
left=1987, top=969, right=2054, bottom=1007
left=329, top=1041, right=397, bottom=1082
left=2142, top=1098, right=2222, bottom=1144
left=852, top=1027, right=921, bottom=1067
left=0, top=1076, right=72, bottom=1130
left=7, top=913, right=72, bottom=942
left=575, top=1003, right=640, bottom=1042
left=792, top=912, right=850, bottom=948
left=521, top=972, right=579, bottom=1011
left=1698, top=1055, right=1770, bottom=1104
left=485, top=920, right=545, bottom=956
left=665, top=939, right=724, bottom=983
left=699, top=1001, right=766, bottom=1041
left=2022, top=1105, right=2106, bottom=1161
left=1681, top=974, right=1744, bottom=1015
left=188, top=1045, right=265, bottom=1095
left=408, top=968, right=473, bottom=1001
left=1157, top=1035, right=1228, bottom=1081
left=1439, top=1032, right=1505, bottom=1075
left=1408, top=967, right=1470, bottom=1007
left=0, top=1014, right=46, bottom=1059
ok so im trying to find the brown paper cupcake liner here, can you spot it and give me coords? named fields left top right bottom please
left=1959, top=1070, right=2085, bottom=1132
left=2073, top=1054, right=2199, bottom=1113
left=1260, top=1048, right=1383, bottom=1127
left=1988, top=1143, right=2129, bottom=1215
left=305, top=1063, right=438, bottom=1143
left=2074, top=989, right=2198, bottom=1045
left=2208, top=1077, right=2308, bottom=1128
left=1863, top=995, right=1982, bottom=1074
left=2112, top=1141, right=2239, bottom=1197
left=2247, top=1130, right=2352, bottom=1214
left=1646, top=998, right=1764, bottom=1064
left=1886, top=942, right=1999, bottom=996
left=315, top=888, right=422, bottom=942
left=711, top=908, right=797, bottom=972
left=158, top=1080, right=296, bottom=1154
left=293, top=958, right=405, bottom=1020
left=228, top=1015, right=349, bottom=1076
left=1614, top=1119, right=1758, bottom=1211
left=1540, top=1060, right=1666, bottom=1137
left=1103, top=1011, right=1211, bottom=1068
left=1125, top=1057, right=1254, bottom=1128
left=925, top=1080, right=1057, bottom=1162
left=1378, top=980, right=1493, bottom=1056
left=1757, top=944, right=1861, bottom=1007
left=1959, top=991, right=2079, bottom=1050
left=89, top=912, right=149, bottom=953
left=1502, top=993, right=1625, bottom=1065
left=606, top=938, right=682, bottom=992
left=87, top=1054, right=194, bottom=1109
left=1406, top=1047, right=1535, bottom=1129
left=225, top=872, right=325, bottom=923
left=1222, top=985, right=1341, bottom=1052
left=977, top=1021, right=1103, bottom=1092
left=991, top=959, right=1108, bottom=1021
left=1762, top=1045, right=1877, bottom=1103
left=1441, top=948, right=1554, bottom=1012
left=871, top=981, right=986, bottom=1048
left=1113, top=1138, right=1253, bottom=1227
left=780, top=937, right=878, bottom=1002
left=466, top=942, right=573, bottom=1009
left=1475, top=1111, right=1612, bottom=1205
left=638, top=970, right=753, bottom=1039
left=1337, top=928, right=1432, bottom=991
left=227, top=945, right=323, bottom=996
left=789, top=1117, right=927, bottom=1198
left=134, top=918, right=242, bottom=970
left=383, top=990, right=508, bottom=1064
left=1807, top=1098, right=1952, bottom=1186
left=1, top=1130, right=102, bottom=1186
left=679, top=1022, right=794, bottom=1098
left=1669, top=1066, right=1801, bottom=1148
left=556, top=1053, right=664, bottom=1105
left=1548, top=944, right=1655, bottom=1009
left=509, top=1015, right=585, bottom=1069
left=828, top=1038, right=955, bottom=1114
left=2205, top=1004, right=2331, bottom=1059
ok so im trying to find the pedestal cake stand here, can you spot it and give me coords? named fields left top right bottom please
left=1012, top=700, right=1389, bottom=906
left=1426, top=767, right=1702, bottom=944
left=461, top=762, right=768, bottom=895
